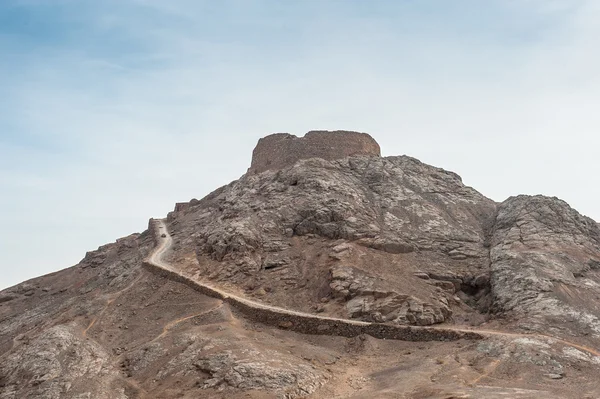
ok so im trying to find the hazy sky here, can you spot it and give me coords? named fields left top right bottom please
left=1, top=0, right=599, bottom=289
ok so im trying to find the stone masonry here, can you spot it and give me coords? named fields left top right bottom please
left=248, top=130, right=381, bottom=174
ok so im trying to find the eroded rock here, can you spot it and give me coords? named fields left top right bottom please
left=329, top=265, right=451, bottom=325
left=490, top=195, right=600, bottom=336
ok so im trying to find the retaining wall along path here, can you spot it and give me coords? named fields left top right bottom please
left=143, top=218, right=483, bottom=342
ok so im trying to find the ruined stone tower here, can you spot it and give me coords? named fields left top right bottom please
left=248, top=130, right=381, bottom=174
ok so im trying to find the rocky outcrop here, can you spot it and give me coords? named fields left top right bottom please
left=0, top=325, right=126, bottom=399
left=193, top=155, right=495, bottom=263
left=168, top=154, right=496, bottom=326
left=490, top=195, right=600, bottom=336
left=329, top=266, right=451, bottom=325
left=131, top=333, right=326, bottom=399
left=195, top=349, right=323, bottom=396
left=248, top=131, right=381, bottom=174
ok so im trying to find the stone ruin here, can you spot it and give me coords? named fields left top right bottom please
left=248, top=130, right=381, bottom=174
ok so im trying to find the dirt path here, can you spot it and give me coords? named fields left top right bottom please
left=148, top=219, right=372, bottom=326
left=152, top=301, right=225, bottom=341
left=82, top=274, right=143, bottom=338
left=446, top=325, right=600, bottom=357
left=146, top=219, right=600, bottom=358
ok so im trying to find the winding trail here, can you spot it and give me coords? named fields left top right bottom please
left=144, top=218, right=600, bottom=358
left=146, top=220, right=368, bottom=323
left=82, top=274, right=143, bottom=338
left=152, top=301, right=225, bottom=341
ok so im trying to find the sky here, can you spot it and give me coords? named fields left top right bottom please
left=1, top=0, right=599, bottom=289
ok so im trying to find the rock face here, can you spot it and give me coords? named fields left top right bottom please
left=191, top=342, right=324, bottom=396
left=329, top=265, right=451, bottom=325
left=490, top=195, right=600, bottom=336
left=169, top=154, right=496, bottom=326
left=0, top=325, right=125, bottom=399
left=248, top=130, right=381, bottom=174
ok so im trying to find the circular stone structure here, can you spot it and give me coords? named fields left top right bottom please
left=248, top=130, right=381, bottom=174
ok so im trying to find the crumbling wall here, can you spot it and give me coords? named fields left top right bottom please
left=249, top=130, right=381, bottom=174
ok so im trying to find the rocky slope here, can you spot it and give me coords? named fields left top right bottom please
left=490, top=195, right=600, bottom=336
left=1, top=131, right=600, bottom=398
left=0, top=232, right=328, bottom=399
left=167, top=155, right=497, bottom=327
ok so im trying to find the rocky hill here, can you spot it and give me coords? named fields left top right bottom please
left=1, top=131, right=600, bottom=398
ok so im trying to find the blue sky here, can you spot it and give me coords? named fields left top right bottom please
left=1, top=0, right=600, bottom=289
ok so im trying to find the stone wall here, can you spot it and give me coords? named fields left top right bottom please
left=174, top=203, right=191, bottom=212
left=143, top=260, right=481, bottom=342
left=248, top=130, right=381, bottom=174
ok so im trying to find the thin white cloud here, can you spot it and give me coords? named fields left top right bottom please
left=1, top=0, right=599, bottom=289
